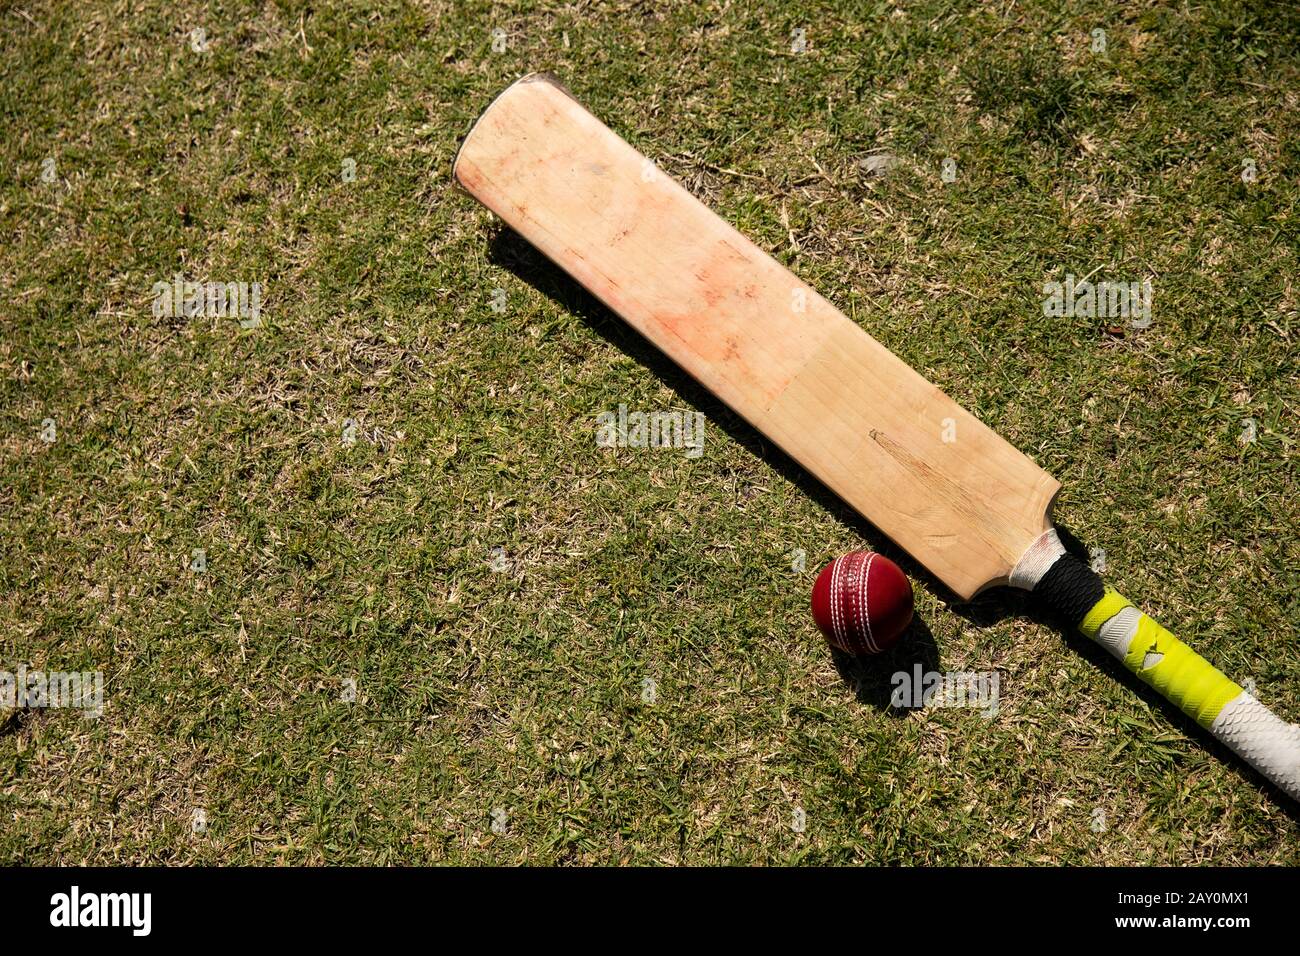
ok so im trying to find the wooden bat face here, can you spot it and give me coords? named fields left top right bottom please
left=454, top=73, right=1059, bottom=599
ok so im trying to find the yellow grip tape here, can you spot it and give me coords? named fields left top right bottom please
left=1082, top=590, right=1241, bottom=730
left=1079, top=588, right=1132, bottom=640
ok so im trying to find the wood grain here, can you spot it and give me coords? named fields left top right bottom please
left=454, top=73, right=1059, bottom=598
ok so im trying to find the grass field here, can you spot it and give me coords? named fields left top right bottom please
left=2, top=0, right=1298, bottom=864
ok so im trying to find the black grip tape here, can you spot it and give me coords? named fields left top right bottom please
left=1033, top=553, right=1105, bottom=627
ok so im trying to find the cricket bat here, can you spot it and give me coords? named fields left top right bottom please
left=453, top=72, right=1300, bottom=801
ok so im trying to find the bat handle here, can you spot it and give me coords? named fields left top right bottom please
left=1014, top=532, right=1300, bottom=801
left=1077, top=589, right=1300, bottom=800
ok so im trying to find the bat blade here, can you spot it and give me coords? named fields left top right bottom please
left=454, top=73, right=1059, bottom=599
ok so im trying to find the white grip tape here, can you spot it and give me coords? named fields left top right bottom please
left=1210, top=693, right=1300, bottom=801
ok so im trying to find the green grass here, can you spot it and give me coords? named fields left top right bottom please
left=1, top=0, right=1297, bottom=864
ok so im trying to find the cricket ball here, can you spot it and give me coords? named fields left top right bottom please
left=811, top=551, right=913, bottom=655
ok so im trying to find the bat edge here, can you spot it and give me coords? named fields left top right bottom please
left=451, top=71, right=575, bottom=190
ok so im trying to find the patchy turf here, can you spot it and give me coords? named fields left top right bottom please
left=1, top=0, right=1297, bottom=864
